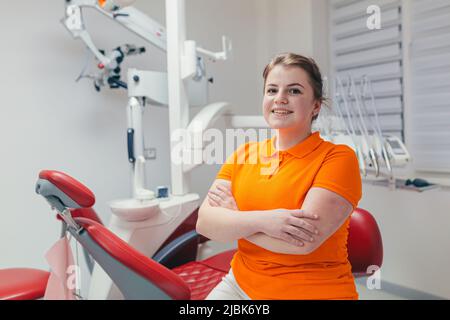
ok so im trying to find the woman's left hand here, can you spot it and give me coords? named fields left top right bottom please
left=207, top=183, right=239, bottom=211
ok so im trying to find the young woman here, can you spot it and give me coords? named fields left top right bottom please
left=196, top=53, right=362, bottom=300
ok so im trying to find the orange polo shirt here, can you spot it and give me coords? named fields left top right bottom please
left=216, top=131, right=362, bottom=300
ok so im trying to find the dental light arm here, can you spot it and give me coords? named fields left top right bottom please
left=196, top=36, right=232, bottom=61
left=182, top=102, right=232, bottom=173
left=63, top=0, right=231, bottom=87
left=63, top=5, right=109, bottom=65
left=63, top=1, right=163, bottom=90
left=63, top=0, right=167, bottom=51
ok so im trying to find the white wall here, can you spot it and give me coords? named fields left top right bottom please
left=359, top=184, right=450, bottom=299
left=2, top=0, right=315, bottom=269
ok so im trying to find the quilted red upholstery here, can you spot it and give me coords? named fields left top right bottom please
left=0, top=268, right=49, bottom=300
left=172, top=262, right=226, bottom=300
left=201, top=249, right=237, bottom=273
left=172, top=249, right=237, bottom=300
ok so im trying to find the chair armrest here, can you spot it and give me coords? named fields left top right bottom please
left=153, top=230, right=200, bottom=269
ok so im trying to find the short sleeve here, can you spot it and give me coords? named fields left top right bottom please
left=215, top=143, right=248, bottom=181
left=312, top=145, right=362, bottom=208
left=216, top=152, right=235, bottom=181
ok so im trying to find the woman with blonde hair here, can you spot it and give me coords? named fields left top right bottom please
left=197, top=53, right=362, bottom=300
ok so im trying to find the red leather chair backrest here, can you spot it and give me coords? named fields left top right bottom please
left=75, top=218, right=191, bottom=300
left=347, top=208, right=383, bottom=277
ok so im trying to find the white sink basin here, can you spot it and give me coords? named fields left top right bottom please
left=109, top=198, right=160, bottom=222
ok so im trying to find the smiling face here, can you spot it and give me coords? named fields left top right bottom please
left=263, top=65, right=321, bottom=132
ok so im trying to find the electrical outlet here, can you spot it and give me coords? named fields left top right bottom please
left=144, top=147, right=157, bottom=160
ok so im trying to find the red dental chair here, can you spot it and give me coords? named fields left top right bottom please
left=0, top=171, right=383, bottom=300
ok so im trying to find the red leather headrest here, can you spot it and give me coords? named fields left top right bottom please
left=347, top=208, right=383, bottom=275
left=39, top=170, right=95, bottom=208
left=75, top=218, right=190, bottom=300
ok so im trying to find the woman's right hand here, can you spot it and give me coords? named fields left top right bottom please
left=256, top=209, right=319, bottom=247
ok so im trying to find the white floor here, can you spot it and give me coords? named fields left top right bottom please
left=356, top=281, right=406, bottom=300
